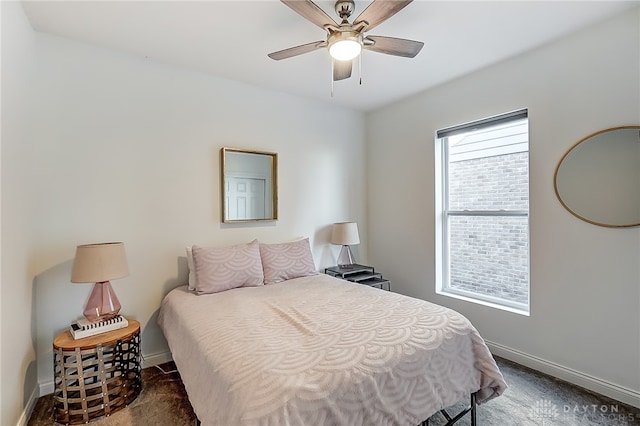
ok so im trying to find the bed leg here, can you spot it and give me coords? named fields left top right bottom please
left=470, top=393, right=477, bottom=426
left=425, top=392, right=476, bottom=426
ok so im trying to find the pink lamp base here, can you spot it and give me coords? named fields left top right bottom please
left=84, top=281, right=121, bottom=322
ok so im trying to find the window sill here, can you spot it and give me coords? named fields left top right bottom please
left=436, top=288, right=530, bottom=316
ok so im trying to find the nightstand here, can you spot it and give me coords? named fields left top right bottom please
left=52, top=319, right=142, bottom=425
left=325, top=264, right=391, bottom=291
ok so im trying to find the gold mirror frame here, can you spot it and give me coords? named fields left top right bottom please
left=554, top=126, right=640, bottom=228
left=221, top=147, right=278, bottom=223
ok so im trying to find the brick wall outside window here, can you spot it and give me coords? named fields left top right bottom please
left=447, top=152, right=529, bottom=305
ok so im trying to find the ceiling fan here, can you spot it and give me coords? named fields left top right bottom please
left=268, top=0, right=424, bottom=83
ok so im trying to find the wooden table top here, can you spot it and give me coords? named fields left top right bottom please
left=53, top=319, right=140, bottom=351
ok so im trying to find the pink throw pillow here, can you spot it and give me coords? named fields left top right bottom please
left=259, top=238, right=318, bottom=284
left=192, top=240, right=264, bottom=294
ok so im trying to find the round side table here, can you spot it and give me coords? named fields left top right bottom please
left=52, top=319, right=142, bottom=425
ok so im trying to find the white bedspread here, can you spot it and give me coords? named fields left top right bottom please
left=158, top=274, right=506, bottom=426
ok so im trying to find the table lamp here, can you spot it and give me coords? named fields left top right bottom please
left=331, top=222, right=360, bottom=268
left=71, top=242, right=129, bottom=323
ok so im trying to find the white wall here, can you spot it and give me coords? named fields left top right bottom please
left=366, top=8, right=640, bottom=407
left=2, top=3, right=366, bottom=423
left=1, top=2, right=39, bottom=425
left=4, top=2, right=638, bottom=424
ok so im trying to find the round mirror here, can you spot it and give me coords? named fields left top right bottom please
left=554, top=126, right=640, bottom=228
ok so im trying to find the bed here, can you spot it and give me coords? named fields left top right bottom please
left=158, top=252, right=507, bottom=426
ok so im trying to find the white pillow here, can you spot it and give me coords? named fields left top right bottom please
left=186, top=246, right=196, bottom=291
left=259, top=238, right=318, bottom=284
left=192, top=240, right=264, bottom=294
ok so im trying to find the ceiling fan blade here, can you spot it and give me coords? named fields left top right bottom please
left=281, top=0, right=337, bottom=29
left=363, top=35, right=424, bottom=58
left=353, top=0, right=413, bottom=32
left=268, top=41, right=325, bottom=60
left=333, top=59, right=352, bottom=81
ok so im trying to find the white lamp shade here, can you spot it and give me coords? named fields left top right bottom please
left=331, top=222, right=360, bottom=246
left=71, top=242, right=129, bottom=283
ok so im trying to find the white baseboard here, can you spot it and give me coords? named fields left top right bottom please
left=141, top=350, right=173, bottom=368
left=38, top=380, right=54, bottom=398
left=487, top=340, right=640, bottom=409
left=37, top=351, right=174, bottom=399
left=17, top=384, right=39, bottom=426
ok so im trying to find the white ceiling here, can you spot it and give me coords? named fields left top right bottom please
left=21, top=0, right=639, bottom=112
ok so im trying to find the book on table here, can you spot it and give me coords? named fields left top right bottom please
left=70, top=315, right=128, bottom=339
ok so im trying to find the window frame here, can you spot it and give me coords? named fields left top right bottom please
left=435, top=110, right=530, bottom=315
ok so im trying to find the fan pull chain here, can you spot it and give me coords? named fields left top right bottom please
left=359, top=53, right=362, bottom=85
left=331, top=60, right=335, bottom=97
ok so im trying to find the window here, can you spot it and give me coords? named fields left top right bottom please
left=435, top=110, right=529, bottom=314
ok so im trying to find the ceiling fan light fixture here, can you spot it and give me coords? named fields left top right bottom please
left=328, top=32, right=362, bottom=61
left=268, top=0, right=424, bottom=83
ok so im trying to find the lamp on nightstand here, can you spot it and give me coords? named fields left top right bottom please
left=71, top=242, right=129, bottom=323
left=331, top=222, right=360, bottom=268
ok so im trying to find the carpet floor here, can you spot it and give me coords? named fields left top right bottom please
left=28, top=357, right=640, bottom=426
